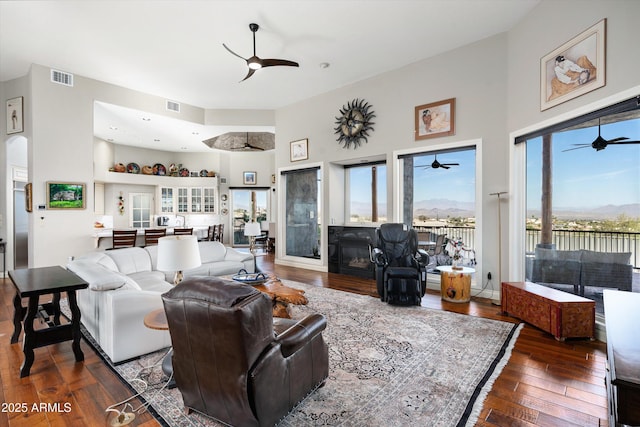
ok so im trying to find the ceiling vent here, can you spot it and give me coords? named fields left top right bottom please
left=166, top=100, right=180, bottom=113
left=50, top=69, right=74, bottom=87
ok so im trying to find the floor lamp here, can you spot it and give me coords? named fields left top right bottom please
left=244, top=221, right=262, bottom=255
left=490, top=191, right=507, bottom=305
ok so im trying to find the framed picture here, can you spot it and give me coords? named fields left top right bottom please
left=540, top=19, right=606, bottom=111
left=414, top=98, right=455, bottom=140
left=24, top=183, right=32, bottom=213
left=243, top=171, right=256, bottom=185
left=46, top=182, right=86, bottom=209
left=6, top=96, right=24, bottom=134
left=290, top=138, right=309, bottom=161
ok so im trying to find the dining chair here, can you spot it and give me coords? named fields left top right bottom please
left=144, top=228, right=167, bottom=246
left=173, top=228, right=193, bottom=235
left=111, top=229, right=138, bottom=249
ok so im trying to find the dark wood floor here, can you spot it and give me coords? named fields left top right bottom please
left=0, top=254, right=608, bottom=426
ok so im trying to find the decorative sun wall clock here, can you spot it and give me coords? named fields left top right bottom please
left=334, top=98, right=375, bottom=149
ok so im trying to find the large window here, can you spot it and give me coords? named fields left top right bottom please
left=346, top=162, right=386, bottom=223
left=522, top=100, right=640, bottom=316
left=400, top=147, right=477, bottom=269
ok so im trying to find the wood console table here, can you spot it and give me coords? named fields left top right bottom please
left=501, top=281, right=594, bottom=341
left=9, top=266, right=88, bottom=377
left=603, top=290, right=640, bottom=427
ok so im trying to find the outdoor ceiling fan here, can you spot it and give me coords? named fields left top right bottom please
left=416, top=155, right=459, bottom=170
left=563, top=118, right=640, bottom=152
left=223, top=23, right=299, bottom=82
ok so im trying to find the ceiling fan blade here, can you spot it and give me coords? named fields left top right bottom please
left=440, top=165, right=450, bottom=169
left=562, top=145, right=591, bottom=152
left=607, top=136, right=629, bottom=143
left=246, top=143, right=265, bottom=151
left=608, top=140, right=640, bottom=145
left=222, top=43, right=247, bottom=61
left=261, top=58, right=300, bottom=68
left=441, top=163, right=459, bottom=167
left=240, top=68, right=256, bottom=82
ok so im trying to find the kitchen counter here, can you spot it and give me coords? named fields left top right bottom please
left=93, top=226, right=209, bottom=248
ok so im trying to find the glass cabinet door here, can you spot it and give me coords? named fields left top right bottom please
left=177, top=187, right=189, bottom=213
left=191, top=187, right=202, bottom=213
left=203, top=187, right=216, bottom=213
left=160, top=187, right=174, bottom=213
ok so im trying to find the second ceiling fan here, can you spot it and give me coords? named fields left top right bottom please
left=416, top=155, right=459, bottom=170
left=564, top=118, right=640, bottom=152
left=223, top=23, right=299, bottom=82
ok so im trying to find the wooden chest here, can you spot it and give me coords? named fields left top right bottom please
left=501, top=281, right=594, bottom=341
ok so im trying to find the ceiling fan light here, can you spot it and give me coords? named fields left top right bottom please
left=248, top=58, right=262, bottom=70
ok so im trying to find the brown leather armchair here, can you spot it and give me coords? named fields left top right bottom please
left=162, top=276, right=329, bottom=427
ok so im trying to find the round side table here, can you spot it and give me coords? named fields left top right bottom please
left=143, top=308, right=175, bottom=388
left=436, top=266, right=475, bottom=303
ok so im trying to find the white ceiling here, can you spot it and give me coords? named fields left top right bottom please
left=0, top=0, right=540, bottom=152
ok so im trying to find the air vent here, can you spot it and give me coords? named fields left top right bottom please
left=50, top=69, right=74, bottom=87
left=166, top=100, right=180, bottom=112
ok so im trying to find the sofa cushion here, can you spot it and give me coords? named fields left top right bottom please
left=580, top=250, right=631, bottom=265
left=198, top=241, right=228, bottom=263
left=535, top=248, right=582, bottom=261
left=68, top=259, right=129, bottom=291
left=75, top=251, right=119, bottom=272
left=128, top=271, right=173, bottom=292
left=106, top=247, right=153, bottom=275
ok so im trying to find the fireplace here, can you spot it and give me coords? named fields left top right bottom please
left=328, top=226, right=376, bottom=279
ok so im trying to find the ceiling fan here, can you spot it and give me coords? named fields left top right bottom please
left=563, top=118, right=640, bottom=152
left=223, top=23, right=299, bottom=82
left=416, top=155, right=459, bottom=170
left=230, top=132, right=265, bottom=151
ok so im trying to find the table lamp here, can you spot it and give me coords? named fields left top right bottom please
left=244, top=221, right=262, bottom=255
left=157, top=235, right=201, bottom=285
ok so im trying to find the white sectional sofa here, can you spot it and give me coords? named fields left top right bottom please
left=67, top=241, right=254, bottom=363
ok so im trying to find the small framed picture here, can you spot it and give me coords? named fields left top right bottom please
left=46, top=182, right=86, bottom=210
left=540, top=19, right=606, bottom=111
left=6, top=96, right=24, bottom=135
left=290, top=138, right=309, bottom=162
left=243, top=171, right=256, bottom=185
left=415, top=98, right=455, bottom=140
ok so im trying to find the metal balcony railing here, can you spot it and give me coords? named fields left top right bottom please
left=414, top=225, right=640, bottom=269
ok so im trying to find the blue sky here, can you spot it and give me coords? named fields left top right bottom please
left=527, top=118, right=640, bottom=210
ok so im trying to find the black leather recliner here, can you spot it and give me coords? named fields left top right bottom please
left=162, top=276, right=329, bottom=427
left=371, top=223, right=429, bottom=305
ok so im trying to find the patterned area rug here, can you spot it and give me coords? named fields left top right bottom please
left=82, top=281, right=522, bottom=427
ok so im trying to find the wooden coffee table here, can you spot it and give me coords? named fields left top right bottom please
left=252, top=276, right=307, bottom=318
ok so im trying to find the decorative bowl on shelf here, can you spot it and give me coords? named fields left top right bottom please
left=113, top=163, right=126, bottom=173
left=141, top=165, right=153, bottom=175
left=153, top=163, right=166, bottom=176
left=179, top=168, right=189, bottom=177
left=199, top=169, right=208, bottom=177
left=126, top=162, right=140, bottom=174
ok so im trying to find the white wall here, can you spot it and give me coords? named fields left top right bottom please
left=1, top=0, right=637, bottom=276
left=275, top=33, right=509, bottom=283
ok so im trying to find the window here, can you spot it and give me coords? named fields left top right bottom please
left=346, top=163, right=386, bottom=223
left=231, top=189, right=268, bottom=245
left=400, top=147, right=477, bottom=267
left=130, top=193, right=152, bottom=228
left=521, top=99, right=640, bottom=317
